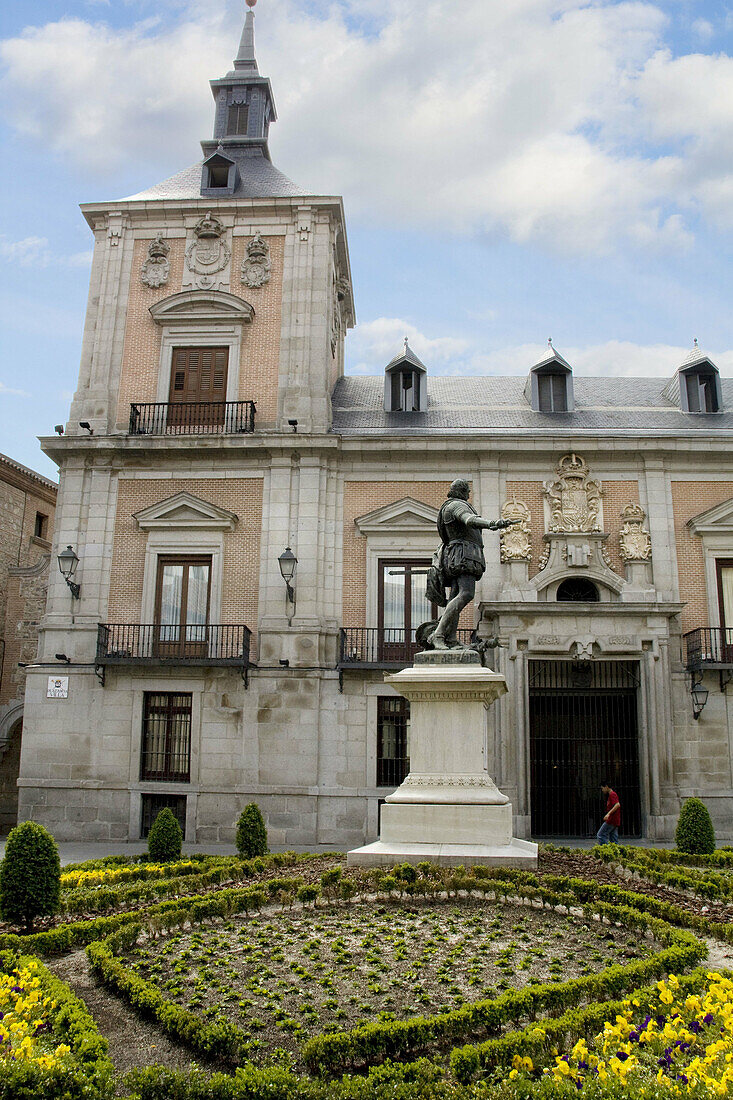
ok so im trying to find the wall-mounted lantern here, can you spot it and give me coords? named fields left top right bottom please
left=58, top=545, right=81, bottom=599
left=690, top=673, right=709, bottom=720
left=278, top=546, right=297, bottom=609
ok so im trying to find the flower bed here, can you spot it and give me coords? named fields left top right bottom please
left=83, top=869, right=704, bottom=1076
left=482, top=968, right=733, bottom=1097
left=0, top=949, right=114, bottom=1098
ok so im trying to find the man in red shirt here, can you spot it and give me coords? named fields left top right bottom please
left=597, top=780, right=621, bottom=844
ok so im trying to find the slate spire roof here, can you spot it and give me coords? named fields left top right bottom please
left=385, top=338, right=428, bottom=374
left=121, top=2, right=310, bottom=202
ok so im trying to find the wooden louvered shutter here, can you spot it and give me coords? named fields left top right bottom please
left=168, top=347, right=229, bottom=428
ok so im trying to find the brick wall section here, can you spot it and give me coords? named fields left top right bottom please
left=0, top=469, right=55, bottom=708
left=1, top=564, right=50, bottom=707
left=672, top=481, right=733, bottom=634
left=0, top=481, right=24, bottom=649
left=116, top=235, right=283, bottom=428
left=107, top=478, right=263, bottom=637
left=230, top=235, right=283, bottom=425
left=505, top=479, right=639, bottom=580
left=116, top=239, right=187, bottom=424
left=342, top=481, right=472, bottom=629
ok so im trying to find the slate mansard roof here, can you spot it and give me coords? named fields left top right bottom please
left=122, top=157, right=311, bottom=202
left=331, top=376, right=733, bottom=434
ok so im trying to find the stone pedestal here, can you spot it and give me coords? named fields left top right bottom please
left=348, top=651, right=538, bottom=868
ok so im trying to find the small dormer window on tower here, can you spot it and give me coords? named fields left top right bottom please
left=526, top=341, right=574, bottom=413
left=664, top=341, right=723, bottom=414
left=685, top=370, right=719, bottom=413
left=384, top=340, right=428, bottom=413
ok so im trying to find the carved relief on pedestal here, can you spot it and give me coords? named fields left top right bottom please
left=240, top=233, right=271, bottom=289
left=544, top=453, right=602, bottom=533
left=500, top=498, right=532, bottom=562
left=185, top=212, right=230, bottom=290
left=141, top=235, right=170, bottom=288
left=619, top=502, right=652, bottom=561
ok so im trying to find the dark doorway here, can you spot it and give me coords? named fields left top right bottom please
left=529, top=660, right=642, bottom=838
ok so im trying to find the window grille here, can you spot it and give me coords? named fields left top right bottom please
left=140, top=793, right=187, bottom=839
left=556, top=578, right=599, bottom=602
left=141, top=693, right=192, bottom=781
left=377, top=696, right=410, bottom=786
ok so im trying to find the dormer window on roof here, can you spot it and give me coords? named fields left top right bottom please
left=384, top=340, right=428, bottom=413
left=663, top=342, right=723, bottom=414
left=202, top=151, right=237, bottom=196
left=525, top=342, right=574, bottom=414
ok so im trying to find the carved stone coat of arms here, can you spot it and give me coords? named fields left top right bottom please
left=544, top=453, right=602, bottom=533
left=141, top=235, right=170, bottom=288
left=185, top=212, right=231, bottom=289
left=241, top=233, right=271, bottom=289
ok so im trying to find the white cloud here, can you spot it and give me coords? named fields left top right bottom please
left=0, top=236, right=93, bottom=269
left=1, top=1, right=732, bottom=252
left=0, top=381, right=31, bottom=397
left=349, top=317, right=470, bottom=373
left=0, top=236, right=52, bottom=267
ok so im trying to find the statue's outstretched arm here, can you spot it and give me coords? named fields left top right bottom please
left=465, top=516, right=518, bottom=532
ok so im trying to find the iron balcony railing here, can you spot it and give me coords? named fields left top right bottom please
left=97, top=623, right=252, bottom=670
left=128, top=401, right=256, bottom=436
left=338, top=627, right=474, bottom=669
left=684, top=627, right=733, bottom=670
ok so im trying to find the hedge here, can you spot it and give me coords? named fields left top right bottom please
left=82, top=869, right=705, bottom=1077
left=449, top=966, right=712, bottom=1084
left=0, top=948, right=115, bottom=1099
left=3, top=852, right=319, bottom=957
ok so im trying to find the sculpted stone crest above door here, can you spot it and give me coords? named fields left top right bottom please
left=544, top=453, right=602, bottom=533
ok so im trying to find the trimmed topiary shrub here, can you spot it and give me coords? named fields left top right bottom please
left=235, top=803, right=268, bottom=858
left=147, top=808, right=183, bottom=862
left=676, top=797, right=716, bottom=855
left=0, top=821, right=61, bottom=931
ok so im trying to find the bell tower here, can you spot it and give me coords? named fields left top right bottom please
left=201, top=0, right=278, bottom=196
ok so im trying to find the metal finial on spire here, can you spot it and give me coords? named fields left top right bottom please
left=246, top=0, right=257, bottom=8
left=404, top=336, right=409, bottom=350
left=548, top=337, right=553, bottom=348
left=693, top=337, right=699, bottom=348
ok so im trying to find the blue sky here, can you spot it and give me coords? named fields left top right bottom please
left=1, top=0, right=733, bottom=479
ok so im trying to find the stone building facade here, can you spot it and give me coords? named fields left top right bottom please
left=0, top=453, right=56, bottom=832
left=16, top=8, right=733, bottom=844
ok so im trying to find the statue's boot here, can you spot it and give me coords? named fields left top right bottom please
left=427, top=631, right=451, bottom=650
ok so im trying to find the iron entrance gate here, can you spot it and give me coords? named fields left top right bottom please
left=529, top=660, right=642, bottom=838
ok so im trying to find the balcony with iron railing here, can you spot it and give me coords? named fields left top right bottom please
left=128, top=401, right=256, bottom=436
left=96, top=623, right=252, bottom=683
left=684, top=627, right=733, bottom=670
left=338, top=627, right=474, bottom=670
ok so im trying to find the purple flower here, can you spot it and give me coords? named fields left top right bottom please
left=616, top=1052, right=629, bottom=1062
left=704, top=1014, right=714, bottom=1025
left=690, top=1020, right=702, bottom=1034
left=10, top=987, right=22, bottom=995
left=656, top=1015, right=667, bottom=1027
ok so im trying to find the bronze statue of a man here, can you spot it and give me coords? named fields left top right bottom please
left=426, top=479, right=511, bottom=650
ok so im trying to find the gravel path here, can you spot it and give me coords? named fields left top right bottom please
left=48, top=950, right=217, bottom=1082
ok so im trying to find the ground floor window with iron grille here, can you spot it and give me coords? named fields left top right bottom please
left=529, top=660, right=642, bottom=838
left=141, top=693, right=192, bottom=781
left=377, top=697, right=410, bottom=786
left=140, top=793, right=187, bottom=839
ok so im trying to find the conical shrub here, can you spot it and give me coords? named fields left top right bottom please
left=147, top=807, right=183, bottom=861
left=675, top=797, right=716, bottom=855
left=236, top=802, right=268, bottom=858
left=0, top=821, right=61, bottom=931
